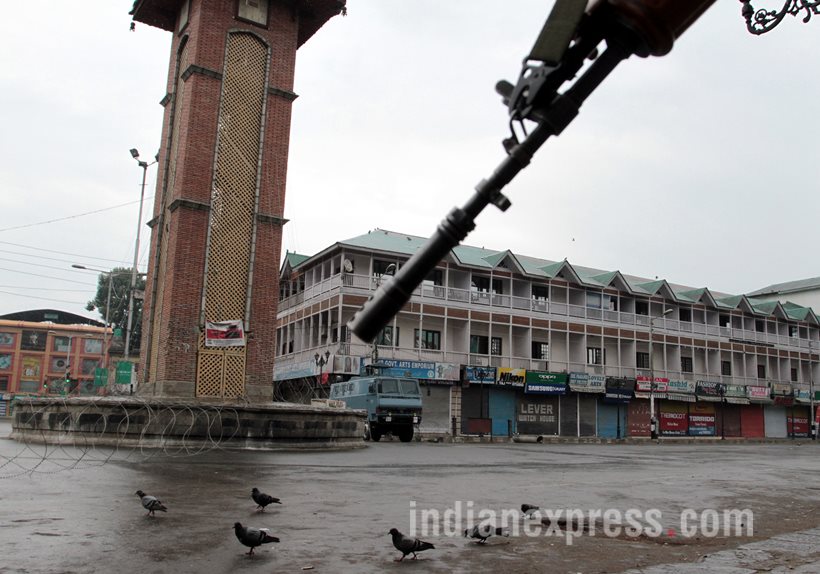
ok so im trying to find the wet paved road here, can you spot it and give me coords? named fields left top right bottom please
left=2, top=420, right=820, bottom=573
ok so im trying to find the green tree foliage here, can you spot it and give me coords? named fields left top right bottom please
left=85, top=267, right=146, bottom=354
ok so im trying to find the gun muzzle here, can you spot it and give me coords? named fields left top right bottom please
left=596, top=0, right=717, bottom=57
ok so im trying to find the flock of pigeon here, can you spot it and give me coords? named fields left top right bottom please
left=135, top=489, right=539, bottom=561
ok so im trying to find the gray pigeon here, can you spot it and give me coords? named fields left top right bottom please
left=521, top=503, right=540, bottom=518
left=389, top=528, right=435, bottom=561
left=234, top=522, right=279, bottom=556
left=464, top=522, right=508, bottom=544
left=135, top=490, right=167, bottom=516
left=251, top=487, right=281, bottom=512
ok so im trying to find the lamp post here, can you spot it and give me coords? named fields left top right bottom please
left=740, top=0, right=820, bottom=34
left=126, top=149, right=157, bottom=363
left=371, top=263, right=396, bottom=368
left=649, top=308, right=674, bottom=440
left=314, top=350, right=330, bottom=388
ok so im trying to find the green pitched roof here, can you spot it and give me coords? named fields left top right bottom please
left=287, top=228, right=818, bottom=324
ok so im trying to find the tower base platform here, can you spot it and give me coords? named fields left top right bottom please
left=10, top=396, right=366, bottom=450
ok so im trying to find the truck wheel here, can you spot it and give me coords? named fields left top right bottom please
left=398, top=427, right=414, bottom=442
left=371, top=428, right=382, bottom=442
left=363, top=423, right=371, bottom=441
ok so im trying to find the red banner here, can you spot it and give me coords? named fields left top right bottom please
left=204, top=320, right=246, bottom=348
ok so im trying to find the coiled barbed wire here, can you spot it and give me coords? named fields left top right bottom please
left=0, top=395, right=250, bottom=478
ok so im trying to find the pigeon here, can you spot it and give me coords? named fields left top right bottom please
left=251, top=487, right=281, bottom=512
left=135, top=490, right=167, bottom=517
left=233, top=522, right=279, bottom=556
left=464, top=522, right=509, bottom=544
left=389, top=528, right=435, bottom=561
left=521, top=504, right=540, bottom=518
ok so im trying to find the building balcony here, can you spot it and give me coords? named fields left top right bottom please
left=278, top=273, right=816, bottom=352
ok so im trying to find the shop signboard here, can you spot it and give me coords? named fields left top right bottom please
left=635, top=376, right=668, bottom=393
left=688, top=403, right=716, bottom=436
left=373, top=359, right=435, bottom=379
left=496, top=368, right=526, bottom=388
left=569, top=372, right=605, bottom=393
left=747, top=385, right=772, bottom=402
left=434, top=363, right=460, bottom=381
left=660, top=403, right=688, bottom=436
left=115, top=362, right=133, bottom=385
left=524, top=371, right=567, bottom=395
left=463, top=366, right=497, bottom=385
left=604, top=378, right=635, bottom=403
left=696, top=380, right=724, bottom=400
left=787, top=409, right=809, bottom=437
left=667, top=379, right=696, bottom=394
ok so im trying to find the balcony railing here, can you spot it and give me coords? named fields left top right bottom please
left=277, top=272, right=818, bottom=352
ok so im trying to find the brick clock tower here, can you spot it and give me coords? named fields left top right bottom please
left=130, top=0, right=345, bottom=401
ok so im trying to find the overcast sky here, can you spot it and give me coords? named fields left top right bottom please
left=0, top=1, right=817, bottom=322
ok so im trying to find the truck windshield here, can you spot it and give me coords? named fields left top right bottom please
left=400, top=379, right=420, bottom=395
left=378, top=379, right=399, bottom=394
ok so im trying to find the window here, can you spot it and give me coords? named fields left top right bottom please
left=789, top=325, right=799, bottom=338
left=415, top=329, right=441, bottom=350
left=490, top=337, right=502, bottom=356
left=84, top=339, right=103, bottom=354
left=587, top=347, right=605, bottom=365
left=586, top=292, right=602, bottom=309
left=719, top=314, right=730, bottom=328
left=791, top=368, right=798, bottom=382
left=607, top=296, right=618, bottom=311
left=757, top=364, right=766, bottom=379
left=376, top=326, right=399, bottom=347
left=532, top=285, right=549, bottom=301
left=635, top=301, right=649, bottom=316
left=532, top=341, right=549, bottom=360
left=681, top=356, right=693, bottom=373
left=373, top=260, right=396, bottom=277
left=471, top=276, right=503, bottom=294
left=679, top=308, right=692, bottom=322
left=470, top=335, right=488, bottom=354
left=755, top=319, right=765, bottom=333
left=53, top=336, right=71, bottom=353
left=423, top=269, right=443, bottom=287
left=721, top=361, right=732, bottom=376
left=237, top=0, right=269, bottom=26
left=0, top=375, right=8, bottom=391
left=636, top=352, right=650, bottom=370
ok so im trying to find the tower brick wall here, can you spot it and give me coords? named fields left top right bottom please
left=133, top=0, right=344, bottom=399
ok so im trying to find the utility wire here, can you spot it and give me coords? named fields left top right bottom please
left=0, top=285, right=90, bottom=291
left=0, top=289, right=87, bottom=305
left=0, top=267, right=96, bottom=286
left=0, top=197, right=154, bottom=233
left=0, top=248, right=137, bottom=269
left=0, top=240, right=133, bottom=265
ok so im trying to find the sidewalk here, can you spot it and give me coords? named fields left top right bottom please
left=620, top=527, right=820, bottom=573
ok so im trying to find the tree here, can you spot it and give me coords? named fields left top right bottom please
left=85, top=267, right=146, bottom=355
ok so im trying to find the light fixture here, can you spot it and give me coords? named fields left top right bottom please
left=130, top=148, right=139, bottom=159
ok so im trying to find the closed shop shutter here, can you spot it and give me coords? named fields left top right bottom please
left=560, top=394, right=578, bottom=437
left=419, top=384, right=451, bottom=433
left=461, top=385, right=490, bottom=435
left=517, top=395, right=559, bottom=436
left=598, top=402, right=626, bottom=438
left=489, top=387, right=517, bottom=436
left=764, top=406, right=787, bottom=438
left=740, top=405, right=765, bottom=437
left=579, top=395, right=597, bottom=436
left=719, top=404, right=742, bottom=437
left=628, top=399, right=650, bottom=437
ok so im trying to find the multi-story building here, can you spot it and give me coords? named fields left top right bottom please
left=0, top=310, right=111, bottom=416
left=275, top=229, right=819, bottom=440
left=748, top=277, right=820, bottom=313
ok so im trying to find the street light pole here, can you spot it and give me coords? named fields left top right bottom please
left=649, top=308, right=674, bottom=440
left=126, top=149, right=157, bottom=364
left=811, top=337, right=816, bottom=440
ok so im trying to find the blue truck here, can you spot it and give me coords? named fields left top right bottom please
left=329, top=375, right=422, bottom=442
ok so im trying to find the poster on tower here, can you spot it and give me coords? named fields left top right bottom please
left=205, top=320, right=246, bottom=348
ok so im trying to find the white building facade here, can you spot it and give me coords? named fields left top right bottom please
left=276, top=229, right=820, bottom=439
